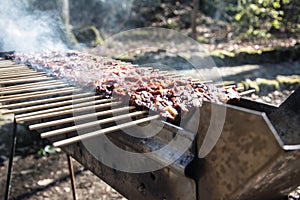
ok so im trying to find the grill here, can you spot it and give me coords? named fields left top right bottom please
left=0, top=54, right=299, bottom=200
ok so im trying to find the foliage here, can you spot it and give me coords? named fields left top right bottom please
left=232, top=0, right=291, bottom=39
left=37, top=145, right=56, bottom=156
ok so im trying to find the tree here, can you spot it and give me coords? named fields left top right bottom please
left=56, top=0, right=77, bottom=46
left=191, top=0, right=199, bottom=39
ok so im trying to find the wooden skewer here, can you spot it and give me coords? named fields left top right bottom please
left=2, top=95, right=103, bottom=114
left=0, top=74, right=47, bottom=81
left=0, top=87, right=76, bottom=100
left=0, top=71, right=41, bottom=77
left=16, top=101, right=122, bottom=123
left=0, top=88, right=80, bottom=103
left=0, top=68, right=35, bottom=75
left=29, top=106, right=135, bottom=130
left=0, top=80, right=64, bottom=91
left=0, top=64, right=28, bottom=68
left=222, top=85, right=236, bottom=89
left=0, top=83, right=69, bottom=95
left=0, top=76, right=51, bottom=85
left=0, top=68, right=34, bottom=74
left=239, top=89, right=256, bottom=96
left=41, top=110, right=147, bottom=138
left=52, top=115, right=160, bottom=147
left=191, top=79, right=214, bottom=84
left=0, top=66, right=31, bottom=72
left=14, top=98, right=114, bottom=118
left=0, top=71, right=45, bottom=79
left=0, top=92, right=94, bottom=109
left=236, top=86, right=244, bottom=91
left=0, top=58, right=14, bottom=65
left=170, top=74, right=185, bottom=78
left=215, top=81, right=236, bottom=87
left=0, top=64, right=29, bottom=69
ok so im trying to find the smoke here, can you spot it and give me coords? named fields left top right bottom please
left=95, top=0, right=134, bottom=35
left=0, top=0, right=67, bottom=52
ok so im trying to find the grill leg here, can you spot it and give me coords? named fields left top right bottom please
left=5, top=118, right=17, bottom=200
left=67, top=154, right=77, bottom=200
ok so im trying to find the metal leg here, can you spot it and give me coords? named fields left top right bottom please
left=5, top=117, right=17, bottom=200
left=67, top=154, right=77, bottom=200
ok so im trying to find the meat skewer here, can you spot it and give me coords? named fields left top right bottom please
left=11, top=51, right=244, bottom=121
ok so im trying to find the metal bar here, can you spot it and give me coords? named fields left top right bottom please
left=66, top=154, right=77, bottom=200
left=41, top=110, right=147, bottom=138
left=0, top=88, right=80, bottom=103
left=14, top=98, right=114, bottom=118
left=16, top=101, right=121, bottom=123
left=53, top=115, right=160, bottom=147
left=29, top=106, right=135, bottom=130
left=4, top=118, right=17, bottom=200
left=0, top=93, right=93, bottom=109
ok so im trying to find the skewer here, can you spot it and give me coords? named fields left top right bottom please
left=0, top=83, right=69, bottom=95
left=0, top=64, right=28, bottom=68
left=52, top=115, right=160, bottom=147
left=239, top=89, right=256, bottom=96
left=40, top=110, right=147, bottom=138
left=16, top=101, right=122, bottom=123
left=14, top=98, right=115, bottom=118
left=222, top=85, right=236, bottom=89
left=0, top=60, right=13, bottom=64
left=0, top=66, right=31, bottom=71
left=29, top=106, right=136, bottom=130
left=0, top=88, right=80, bottom=103
left=0, top=71, right=45, bottom=79
left=0, top=74, right=47, bottom=81
left=170, top=74, right=185, bottom=78
left=0, top=76, right=51, bottom=85
left=191, top=80, right=213, bottom=84
left=0, top=87, right=76, bottom=100
left=215, top=81, right=236, bottom=87
left=236, top=86, right=244, bottom=91
left=0, top=80, right=64, bottom=91
left=2, top=95, right=103, bottom=114
left=0, top=68, right=35, bottom=74
left=0, top=92, right=94, bottom=109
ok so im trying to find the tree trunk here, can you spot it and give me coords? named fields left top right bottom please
left=56, top=0, right=77, bottom=47
left=191, top=0, right=199, bottom=40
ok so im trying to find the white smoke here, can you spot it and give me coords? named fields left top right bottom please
left=0, top=0, right=67, bottom=52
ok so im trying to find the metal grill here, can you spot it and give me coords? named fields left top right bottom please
left=0, top=57, right=299, bottom=200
